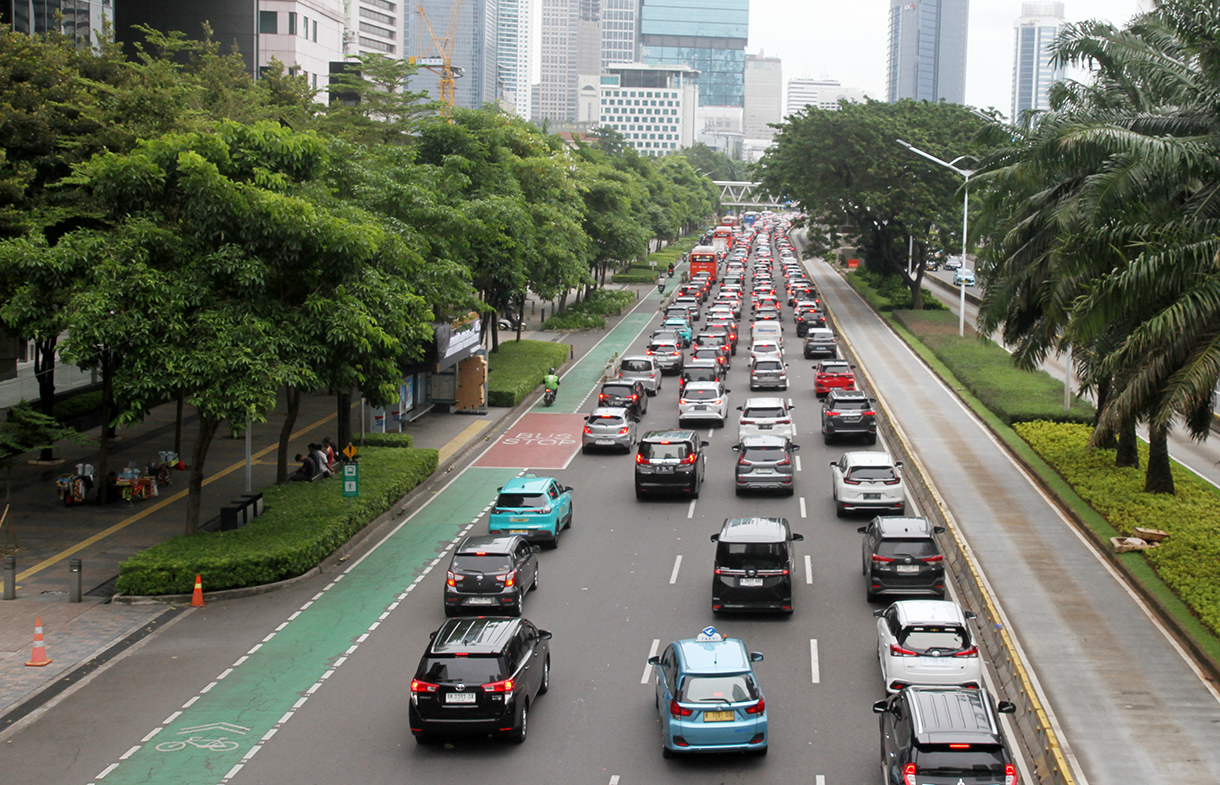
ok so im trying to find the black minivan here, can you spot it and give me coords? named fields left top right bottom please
left=710, top=517, right=804, bottom=614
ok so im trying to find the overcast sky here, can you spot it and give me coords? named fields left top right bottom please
left=748, top=0, right=1151, bottom=118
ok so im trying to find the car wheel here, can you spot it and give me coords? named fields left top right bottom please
left=691, top=482, right=700, bottom=499
left=508, top=599, right=522, bottom=618
left=754, top=744, right=769, bottom=757
left=866, top=434, right=877, bottom=445
left=565, top=505, right=573, bottom=529
left=581, top=444, right=590, bottom=454
left=866, top=588, right=879, bottom=603
left=443, top=605, right=457, bottom=618
left=835, top=502, right=846, bottom=518
left=735, top=486, right=744, bottom=496
left=413, top=731, right=436, bottom=745
left=635, top=485, right=645, bottom=500
left=507, top=700, right=528, bottom=744
left=662, top=742, right=676, bottom=759
left=823, top=433, right=832, bottom=445
left=785, top=486, right=795, bottom=497
left=538, top=656, right=550, bottom=695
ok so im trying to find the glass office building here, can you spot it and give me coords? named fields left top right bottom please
left=886, top=0, right=968, bottom=104
left=638, top=0, right=749, bottom=107
left=1011, top=2, right=1066, bottom=122
left=3, top=0, right=112, bottom=47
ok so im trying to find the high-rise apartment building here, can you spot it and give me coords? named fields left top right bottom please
left=638, top=0, right=749, bottom=108
left=600, top=0, right=640, bottom=67
left=2, top=0, right=112, bottom=46
left=886, top=0, right=969, bottom=104
left=787, top=77, right=870, bottom=115
left=537, top=0, right=581, bottom=121
left=411, top=0, right=499, bottom=111
left=498, top=0, right=533, bottom=118
left=743, top=53, right=782, bottom=141
left=1011, top=1, right=1066, bottom=122
left=349, top=0, right=400, bottom=57
left=587, top=62, right=699, bottom=156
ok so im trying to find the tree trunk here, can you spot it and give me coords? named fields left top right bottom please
left=96, top=353, right=112, bottom=505
left=184, top=414, right=220, bottom=535
left=516, top=297, right=525, bottom=342
left=276, top=387, right=301, bottom=484
left=34, top=337, right=56, bottom=462
left=1093, top=377, right=1118, bottom=450
left=1143, top=421, right=1174, bottom=494
left=336, top=387, right=353, bottom=452
left=1115, top=423, right=1140, bottom=468
left=174, top=390, right=185, bottom=455
left=490, top=317, right=499, bottom=352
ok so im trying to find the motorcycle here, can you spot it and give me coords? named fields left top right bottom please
left=543, top=387, right=557, bottom=407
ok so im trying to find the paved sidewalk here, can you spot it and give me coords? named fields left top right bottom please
left=0, top=273, right=668, bottom=724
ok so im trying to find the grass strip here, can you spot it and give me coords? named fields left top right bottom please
left=486, top=339, right=570, bottom=407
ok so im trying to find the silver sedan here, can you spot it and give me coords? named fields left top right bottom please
left=581, top=407, right=638, bottom=454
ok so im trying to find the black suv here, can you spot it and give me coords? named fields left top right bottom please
left=444, top=535, right=540, bottom=617
left=795, top=307, right=826, bottom=336
left=679, top=360, right=724, bottom=395
left=711, top=516, right=804, bottom=614
left=821, top=389, right=877, bottom=444
left=598, top=380, right=648, bottom=417
left=634, top=429, right=706, bottom=499
left=858, top=517, right=946, bottom=602
left=873, top=686, right=1018, bottom=785
left=410, top=617, right=551, bottom=743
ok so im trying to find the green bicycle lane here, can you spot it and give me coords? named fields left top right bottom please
left=92, top=466, right=519, bottom=785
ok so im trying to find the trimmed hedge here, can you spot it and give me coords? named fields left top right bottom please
left=1014, top=421, right=1220, bottom=638
left=611, top=272, right=658, bottom=284
left=543, top=311, right=606, bottom=330
left=360, top=432, right=414, bottom=448
left=115, top=446, right=439, bottom=595
left=891, top=310, right=1095, bottom=425
left=52, top=389, right=104, bottom=422
left=486, top=339, right=570, bottom=407
left=845, top=269, right=948, bottom=312
left=543, top=288, right=635, bottom=330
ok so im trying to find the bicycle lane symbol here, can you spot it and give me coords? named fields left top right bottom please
left=156, top=722, right=249, bottom=753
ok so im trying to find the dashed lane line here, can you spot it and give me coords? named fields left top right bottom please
left=642, top=639, right=660, bottom=685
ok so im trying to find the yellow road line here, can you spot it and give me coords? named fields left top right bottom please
left=5, top=411, right=339, bottom=587
left=438, top=421, right=490, bottom=465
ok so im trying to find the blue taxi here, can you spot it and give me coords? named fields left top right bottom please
left=488, top=475, right=573, bottom=547
left=660, top=317, right=693, bottom=347
left=648, top=627, right=768, bottom=757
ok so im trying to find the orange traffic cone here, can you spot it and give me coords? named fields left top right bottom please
left=25, top=616, right=51, bottom=667
left=190, top=574, right=204, bottom=607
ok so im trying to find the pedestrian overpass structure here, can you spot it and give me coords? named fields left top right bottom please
left=713, top=181, right=787, bottom=210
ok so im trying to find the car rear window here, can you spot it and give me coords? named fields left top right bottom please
left=846, top=466, right=896, bottom=482
left=900, top=626, right=968, bottom=651
left=831, top=399, right=869, bottom=411
left=620, top=359, right=651, bottom=372
left=452, top=554, right=512, bottom=573
left=876, top=538, right=938, bottom=559
left=497, top=493, right=549, bottom=509
left=602, top=385, right=634, bottom=397
left=588, top=413, right=626, bottom=426
left=743, top=406, right=785, bottom=419
left=679, top=674, right=758, bottom=704
left=641, top=442, right=689, bottom=461
left=717, top=542, right=788, bottom=570
left=685, top=369, right=718, bottom=382
left=753, top=360, right=783, bottom=372
left=914, top=747, right=1008, bottom=776
left=418, top=655, right=503, bottom=685
left=742, top=445, right=786, bottom=462
left=683, top=388, right=720, bottom=401
left=821, top=363, right=851, bottom=374
left=693, top=349, right=720, bottom=359
left=649, top=342, right=679, bottom=352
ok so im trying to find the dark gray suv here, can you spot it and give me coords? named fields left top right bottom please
left=859, top=516, right=946, bottom=602
left=873, top=686, right=1017, bottom=785
left=634, top=429, right=706, bottom=499
left=821, top=389, right=876, bottom=444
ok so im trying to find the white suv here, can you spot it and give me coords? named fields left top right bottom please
left=875, top=600, right=982, bottom=693
left=737, top=397, right=796, bottom=441
left=678, top=381, right=729, bottom=426
left=829, top=451, right=905, bottom=517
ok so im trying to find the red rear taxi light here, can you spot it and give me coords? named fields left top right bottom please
left=743, top=698, right=765, bottom=715
left=669, top=699, right=693, bottom=718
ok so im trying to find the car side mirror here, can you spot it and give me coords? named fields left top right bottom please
left=851, top=364, right=857, bottom=369
left=496, top=487, right=503, bottom=492
left=791, top=444, right=801, bottom=451
left=895, top=461, right=904, bottom=468
left=830, top=461, right=837, bottom=467
left=532, top=545, right=543, bottom=553
left=647, top=655, right=660, bottom=665
left=564, top=486, right=574, bottom=493
left=857, top=526, right=868, bottom=533
left=749, top=652, right=764, bottom=662
left=736, top=406, right=743, bottom=411
left=997, top=701, right=1017, bottom=714
left=872, top=700, right=889, bottom=714
left=965, top=610, right=977, bottom=620
left=710, top=533, right=720, bottom=542
left=429, top=631, right=437, bottom=640
left=731, top=445, right=741, bottom=451
left=873, top=608, right=885, bottom=617
left=538, top=630, right=553, bottom=640
left=934, top=526, right=946, bottom=534
left=790, top=533, right=804, bottom=542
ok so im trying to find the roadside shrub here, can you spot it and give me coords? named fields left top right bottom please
left=892, top=310, right=1094, bottom=425
left=611, top=272, right=658, bottom=284
left=543, top=287, right=635, bottom=330
left=543, top=310, right=605, bottom=330
left=52, top=389, right=105, bottom=422
left=582, top=288, right=634, bottom=315
left=360, top=432, right=414, bottom=448
left=845, top=270, right=946, bottom=312
left=486, top=339, right=570, bottom=407
left=115, top=447, right=439, bottom=596
left=1014, top=421, right=1220, bottom=638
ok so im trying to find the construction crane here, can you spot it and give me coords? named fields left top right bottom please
left=411, top=2, right=465, bottom=118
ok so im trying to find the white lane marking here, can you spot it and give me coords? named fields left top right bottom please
left=224, top=764, right=244, bottom=780
left=805, top=554, right=813, bottom=585
left=687, top=499, right=696, bottom=519
left=799, top=496, right=807, bottom=518
left=140, top=728, right=162, bottom=743
left=816, top=777, right=825, bottom=785
left=96, top=763, right=119, bottom=779
left=788, top=397, right=794, bottom=408
left=795, top=455, right=802, bottom=472
left=119, top=746, right=140, bottom=760
left=708, top=427, right=714, bottom=438
left=810, top=639, right=820, bottom=683
left=642, top=638, right=660, bottom=684
left=609, top=778, right=621, bottom=785
left=669, top=555, right=683, bottom=584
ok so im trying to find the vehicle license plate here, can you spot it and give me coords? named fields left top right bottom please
left=465, top=597, right=496, bottom=605
left=596, top=440, right=615, bottom=446
left=896, top=565, right=920, bottom=574
left=843, top=416, right=860, bottom=423
left=508, top=529, right=529, bottom=535
left=755, top=468, right=775, bottom=475
left=864, top=493, right=881, bottom=500
left=739, top=578, right=764, bottom=587
left=445, top=692, right=477, bottom=704
left=695, top=405, right=708, bottom=410
left=509, top=517, right=529, bottom=523
left=703, top=711, right=735, bottom=722
left=658, top=465, right=675, bottom=473
left=759, top=424, right=773, bottom=430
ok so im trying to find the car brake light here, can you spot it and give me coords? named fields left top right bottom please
left=496, top=570, right=516, bottom=587
left=411, top=679, right=439, bottom=693
left=738, top=455, right=750, bottom=466
left=950, top=743, right=971, bottom=749
left=884, top=478, right=901, bottom=485
left=618, top=426, right=630, bottom=435
left=903, top=763, right=917, bottom=785
left=669, top=699, right=693, bottom=718
left=863, top=410, right=876, bottom=416
left=1005, top=763, right=1017, bottom=785
left=583, top=426, right=592, bottom=434
left=482, top=678, right=514, bottom=693
left=743, top=698, right=765, bottom=715
left=844, top=477, right=861, bottom=485
left=872, top=554, right=894, bottom=563
left=683, top=452, right=698, bottom=464
left=777, top=456, right=791, bottom=466
left=635, top=453, right=647, bottom=464
left=825, top=411, right=838, bottom=417
left=446, top=570, right=461, bottom=587
left=739, top=419, right=755, bottom=425
left=889, top=644, right=919, bottom=657
left=922, top=555, right=943, bottom=563
left=954, top=646, right=979, bottom=657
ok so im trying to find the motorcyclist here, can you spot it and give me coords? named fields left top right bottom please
left=543, top=368, right=560, bottom=393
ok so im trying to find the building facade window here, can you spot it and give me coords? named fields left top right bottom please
left=260, top=11, right=278, bottom=34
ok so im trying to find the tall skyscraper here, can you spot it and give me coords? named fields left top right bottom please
left=498, top=0, right=533, bottom=118
left=638, top=0, right=749, bottom=108
left=2, top=0, right=112, bottom=47
left=537, top=0, right=581, bottom=121
left=886, top=0, right=969, bottom=104
left=600, top=0, right=640, bottom=68
left=411, top=0, right=499, bottom=111
left=743, top=54, right=782, bottom=141
left=787, top=77, right=870, bottom=115
left=349, top=0, right=401, bottom=57
left=1011, top=2, right=1067, bottom=122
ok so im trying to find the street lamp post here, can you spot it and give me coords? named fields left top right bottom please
left=897, top=140, right=977, bottom=337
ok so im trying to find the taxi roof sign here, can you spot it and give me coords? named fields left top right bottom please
left=695, top=626, right=723, bottom=642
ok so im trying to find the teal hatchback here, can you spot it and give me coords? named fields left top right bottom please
left=488, top=475, right=573, bottom=548
left=648, top=627, right=768, bottom=757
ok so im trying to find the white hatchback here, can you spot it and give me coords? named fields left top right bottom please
left=749, top=340, right=783, bottom=362
left=875, top=600, right=982, bottom=693
left=678, top=381, right=730, bottom=426
left=829, top=451, right=906, bottom=517
left=736, top=397, right=796, bottom=441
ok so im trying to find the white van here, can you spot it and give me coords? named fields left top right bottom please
left=751, top=321, right=783, bottom=347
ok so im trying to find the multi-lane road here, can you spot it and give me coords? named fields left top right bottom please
left=0, top=225, right=1217, bottom=785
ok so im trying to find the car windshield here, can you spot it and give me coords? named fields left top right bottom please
left=742, top=445, right=786, bottom=462
left=641, top=442, right=689, bottom=461
left=418, top=655, right=504, bottom=685
left=683, top=388, right=720, bottom=401
left=620, top=360, right=651, bottom=372
left=452, top=554, right=513, bottom=573
left=743, top=406, right=785, bottom=419
left=679, top=673, right=758, bottom=704
left=877, top=538, right=937, bottom=559
left=846, top=466, right=896, bottom=482
left=900, top=626, right=968, bottom=651
left=717, top=542, right=787, bottom=570
left=915, top=748, right=1008, bottom=776
left=754, top=361, right=783, bottom=372
left=820, top=363, right=851, bottom=374
left=497, top=493, right=549, bottom=509
left=831, top=399, right=869, bottom=411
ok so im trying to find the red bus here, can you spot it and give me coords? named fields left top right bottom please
left=688, top=245, right=718, bottom=283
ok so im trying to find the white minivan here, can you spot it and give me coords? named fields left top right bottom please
left=751, top=321, right=783, bottom=348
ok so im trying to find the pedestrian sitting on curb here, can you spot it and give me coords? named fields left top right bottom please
left=322, top=437, right=337, bottom=466
left=311, top=443, right=332, bottom=479
left=290, top=453, right=315, bottom=482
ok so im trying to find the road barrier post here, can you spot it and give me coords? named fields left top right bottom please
left=69, top=558, right=82, bottom=603
left=3, top=555, right=14, bottom=600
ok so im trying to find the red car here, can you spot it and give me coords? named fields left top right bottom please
left=814, top=359, right=857, bottom=397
